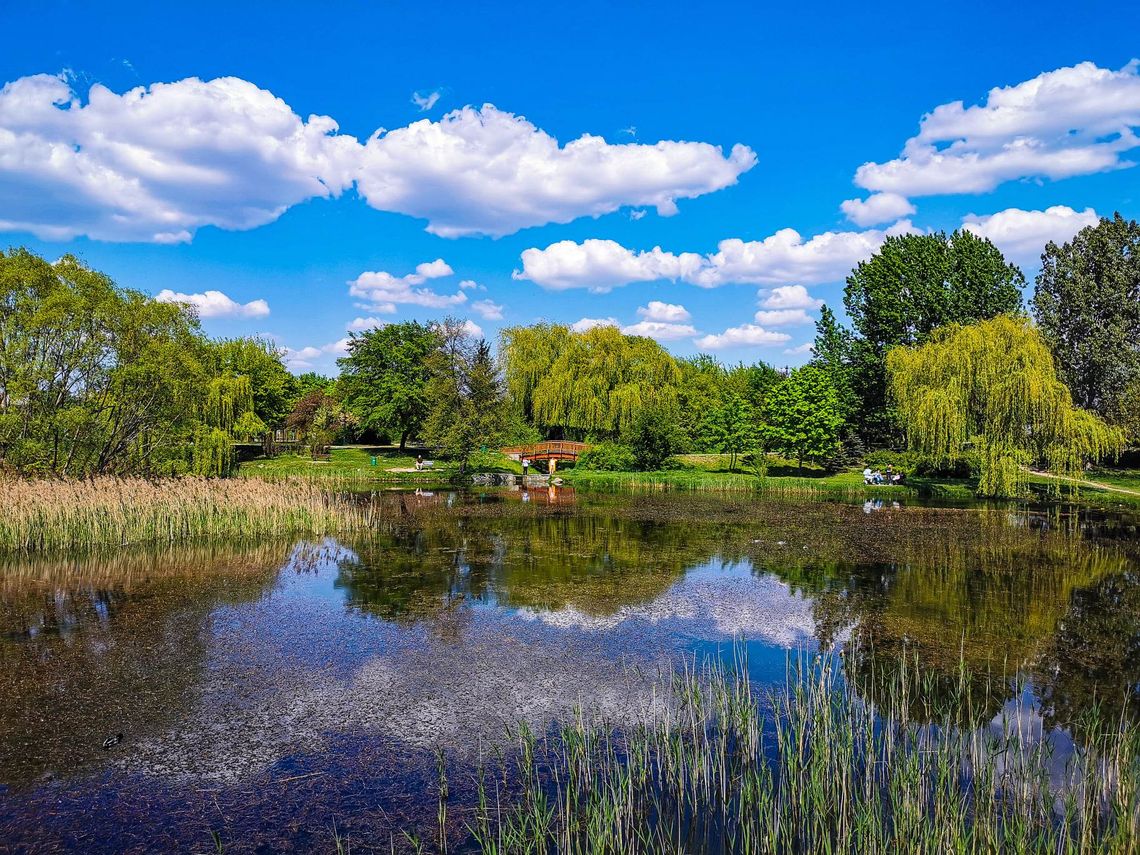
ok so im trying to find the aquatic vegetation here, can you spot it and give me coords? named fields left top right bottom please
left=0, top=476, right=382, bottom=552
left=463, top=654, right=1140, bottom=853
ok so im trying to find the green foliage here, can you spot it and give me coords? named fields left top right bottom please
left=501, top=323, right=681, bottom=438
left=421, top=320, right=506, bottom=470
left=811, top=305, right=856, bottom=422
left=1032, top=213, right=1140, bottom=423
left=844, top=230, right=1025, bottom=445
left=887, top=315, right=1125, bottom=497
left=206, top=337, right=295, bottom=428
left=338, top=321, right=438, bottom=449
left=576, top=441, right=637, bottom=472
left=0, top=247, right=207, bottom=476
left=761, top=365, right=844, bottom=469
left=192, top=427, right=234, bottom=477
left=286, top=389, right=357, bottom=448
left=700, top=392, right=760, bottom=470
left=623, top=399, right=684, bottom=470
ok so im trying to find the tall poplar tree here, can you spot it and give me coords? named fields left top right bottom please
left=1032, top=213, right=1140, bottom=430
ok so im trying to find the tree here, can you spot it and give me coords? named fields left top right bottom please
left=0, top=248, right=206, bottom=476
left=887, top=315, right=1124, bottom=497
left=761, top=365, right=844, bottom=470
left=623, top=398, right=683, bottom=470
left=286, top=389, right=356, bottom=451
left=337, top=321, right=438, bottom=450
left=811, top=305, right=856, bottom=423
left=1031, top=213, right=1140, bottom=426
left=700, top=392, right=759, bottom=471
left=422, top=319, right=506, bottom=471
left=500, top=323, right=680, bottom=439
left=844, top=230, right=1025, bottom=445
left=676, top=355, right=725, bottom=450
left=206, top=337, right=295, bottom=430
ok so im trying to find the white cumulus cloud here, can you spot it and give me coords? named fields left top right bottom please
left=154, top=288, right=270, bottom=318
left=853, top=61, right=1140, bottom=199
left=357, top=105, right=756, bottom=237
left=753, top=308, right=814, bottom=326
left=840, top=192, right=916, bottom=226
left=695, top=324, right=791, bottom=350
left=959, top=205, right=1100, bottom=266
left=515, top=223, right=909, bottom=291
left=411, top=89, right=442, bottom=111
left=637, top=300, right=691, bottom=323
left=570, top=317, right=620, bottom=332
left=761, top=285, right=824, bottom=310
left=470, top=299, right=504, bottom=320
left=783, top=342, right=815, bottom=356
left=0, top=73, right=360, bottom=243
left=346, top=316, right=386, bottom=332
left=284, top=338, right=350, bottom=371
left=461, top=319, right=484, bottom=337
left=621, top=320, right=698, bottom=341
left=0, top=76, right=755, bottom=244
left=348, top=259, right=467, bottom=312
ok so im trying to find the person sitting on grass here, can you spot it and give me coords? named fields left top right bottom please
left=863, top=466, right=873, bottom=484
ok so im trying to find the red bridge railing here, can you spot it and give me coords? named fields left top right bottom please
left=500, top=441, right=589, bottom=461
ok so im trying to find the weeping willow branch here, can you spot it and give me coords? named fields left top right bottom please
left=886, top=315, right=1124, bottom=498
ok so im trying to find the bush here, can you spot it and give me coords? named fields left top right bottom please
left=576, top=442, right=636, bottom=471
left=862, top=449, right=978, bottom=478
left=624, top=401, right=684, bottom=470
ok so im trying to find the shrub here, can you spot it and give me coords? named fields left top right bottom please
left=576, top=442, right=636, bottom=471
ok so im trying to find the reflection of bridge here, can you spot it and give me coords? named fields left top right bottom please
left=501, top=441, right=589, bottom=472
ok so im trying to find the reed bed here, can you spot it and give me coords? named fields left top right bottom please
left=565, top=469, right=872, bottom=498
left=0, top=476, right=383, bottom=552
left=457, top=654, right=1139, bottom=854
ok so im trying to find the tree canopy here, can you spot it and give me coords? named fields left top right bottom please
left=338, top=321, right=438, bottom=449
left=887, top=315, right=1124, bottom=497
left=761, top=365, right=843, bottom=469
left=500, top=324, right=681, bottom=439
left=1031, top=213, right=1140, bottom=434
left=843, top=230, right=1025, bottom=444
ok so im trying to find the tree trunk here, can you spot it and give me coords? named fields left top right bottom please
left=399, top=429, right=409, bottom=452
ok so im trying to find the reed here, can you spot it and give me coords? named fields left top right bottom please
left=0, top=476, right=384, bottom=553
left=461, top=653, right=1139, bottom=853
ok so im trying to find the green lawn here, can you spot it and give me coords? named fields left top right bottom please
left=238, top=445, right=522, bottom=482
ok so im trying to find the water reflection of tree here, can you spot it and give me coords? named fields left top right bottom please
left=333, top=514, right=751, bottom=625
left=0, top=543, right=287, bottom=787
left=1037, top=570, right=1140, bottom=732
left=765, top=514, right=1136, bottom=726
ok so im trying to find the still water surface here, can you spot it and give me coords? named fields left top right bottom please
left=1, top=490, right=1138, bottom=852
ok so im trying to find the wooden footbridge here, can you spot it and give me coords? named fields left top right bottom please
left=501, top=441, right=589, bottom=472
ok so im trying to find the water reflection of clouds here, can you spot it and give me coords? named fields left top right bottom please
left=517, top=560, right=827, bottom=650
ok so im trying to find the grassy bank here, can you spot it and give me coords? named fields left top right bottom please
left=0, top=477, right=381, bottom=552
left=453, top=653, right=1138, bottom=853
left=562, top=456, right=977, bottom=501
left=238, top=445, right=520, bottom=484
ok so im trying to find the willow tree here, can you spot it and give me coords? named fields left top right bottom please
left=500, top=323, right=681, bottom=438
left=887, top=315, right=1123, bottom=497
left=193, top=375, right=263, bottom=476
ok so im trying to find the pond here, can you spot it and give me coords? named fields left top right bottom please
left=1, top=490, right=1138, bottom=852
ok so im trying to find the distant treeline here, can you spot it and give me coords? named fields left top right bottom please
left=1, top=213, right=1136, bottom=487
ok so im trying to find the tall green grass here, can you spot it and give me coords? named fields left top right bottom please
left=458, top=653, right=1137, bottom=853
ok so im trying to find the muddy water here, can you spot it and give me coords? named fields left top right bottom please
left=0, top=491, right=1137, bottom=852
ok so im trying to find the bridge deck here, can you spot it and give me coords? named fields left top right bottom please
left=501, top=441, right=589, bottom=462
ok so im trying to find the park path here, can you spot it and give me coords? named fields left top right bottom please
left=1027, top=469, right=1140, bottom=497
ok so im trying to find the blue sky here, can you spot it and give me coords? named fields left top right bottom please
left=1, top=0, right=1138, bottom=373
